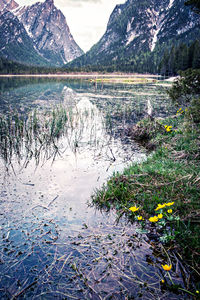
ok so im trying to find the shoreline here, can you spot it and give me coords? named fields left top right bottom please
left=92, top=113, right=200, bottom=287
left=0, top=73, right=162, bottom=78
left=0, top=73, right=178, bottom=84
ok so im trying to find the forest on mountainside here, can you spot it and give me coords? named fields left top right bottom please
left=0, top=57, right=63, bottom=74
left=69, top=39, right=200, bottom=75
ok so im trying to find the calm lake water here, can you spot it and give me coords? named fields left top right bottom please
left=0, top=78, right=191, bottom=299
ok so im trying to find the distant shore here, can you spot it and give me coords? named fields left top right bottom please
left=0, top=72, right=161, bottom=78
left=0, top=73, right=178, bottom=85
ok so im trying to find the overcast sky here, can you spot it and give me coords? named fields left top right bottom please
left=16, top=0, right=126, bottom=52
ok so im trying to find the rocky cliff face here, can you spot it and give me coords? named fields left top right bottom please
left=0, top=10, right=50, bottom=66
left=14, top=0, right=83, bottom=65
left=0, top=0, right=83, bottom=66
left=69, top=0, right=200, bottom=68
left=0, top=0, right=18, bottom=11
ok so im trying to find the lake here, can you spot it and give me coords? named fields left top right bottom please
left=0, top=77, right=190, bottom=299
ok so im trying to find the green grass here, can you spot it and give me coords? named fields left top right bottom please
left=92, top=111, right=200, bottom=278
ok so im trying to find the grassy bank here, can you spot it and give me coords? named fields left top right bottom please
left=92, top=107, right=200, bottom=288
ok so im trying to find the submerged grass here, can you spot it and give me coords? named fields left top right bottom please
left=0, top=105, right=80, bottom=168
left=92, top=108, right=200, bottom=290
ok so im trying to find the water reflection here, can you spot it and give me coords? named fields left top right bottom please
left=0, top=78, right=190, bottom=299
left=0, top=78, right=148, bottom=168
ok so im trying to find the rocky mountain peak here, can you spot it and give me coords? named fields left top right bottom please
left=0, top=0, right=18, bottom=11
left=3, top=0, right=84, bottom=66
left=15, top=0, right=83, bottom=64
left=44, top=0, right=54, bottom=7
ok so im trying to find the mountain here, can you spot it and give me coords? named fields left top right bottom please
left=0, top=10, right=50, bottom=66
left=0, top=0, right=83, bottom=66
left=0, top=0, right=18, bottom=11
left=68, top=0, right=200, bottom=73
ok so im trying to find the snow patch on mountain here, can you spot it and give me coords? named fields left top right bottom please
left=126, top=30, right=139, bottom=46
left=168, top=0, right=175, bottom=9
left=151, top=28, right=160, bottom=51
left=126, top=17, right=134, bottom=33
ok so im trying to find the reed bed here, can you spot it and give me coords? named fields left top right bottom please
left=0, top=104, right=107, bottom=169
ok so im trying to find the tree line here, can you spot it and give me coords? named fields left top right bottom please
left=0, top=57, right=63, bottom=74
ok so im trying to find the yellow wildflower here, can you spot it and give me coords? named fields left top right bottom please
left=165, top=202, right=174, bottom=207
left=155, top=204, right=166, bottom=211
left=161, top=280, right=165, bottom=283
left=196, top=290, right=199, bottom=294
left=177, top=108, right=184, bottom=115
left=129, top=206, right=139, bottom=212
left=137, top=216, right=143, bottom=221
left=157, top=213, right=163, bottom=219
left=162, top=264, right=172, bottom=271
left=167, top=209, right=172, bottom=213
left=166, top=126, right=172, bottom=132
left=149, top=216, right=159, bottom=222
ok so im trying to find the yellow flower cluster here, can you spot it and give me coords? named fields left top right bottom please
left=129, top=206, right=145, bottom=221
left=155, top=202, right=174, bottom=211
left=164, top=125, right=172, bottom=132
left=148, top=202, right=175, bottom=222
left=129, top=201, right=174, bottom=223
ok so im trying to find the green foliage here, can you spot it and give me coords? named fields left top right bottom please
left=167, top=69, right=200, bottom=102
left=159, top=41, right=200, bottom=76
left=186, top=97, right=200, bottom=123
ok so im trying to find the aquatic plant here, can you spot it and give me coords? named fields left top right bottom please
left=0, top=103, right=108, bottom=169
